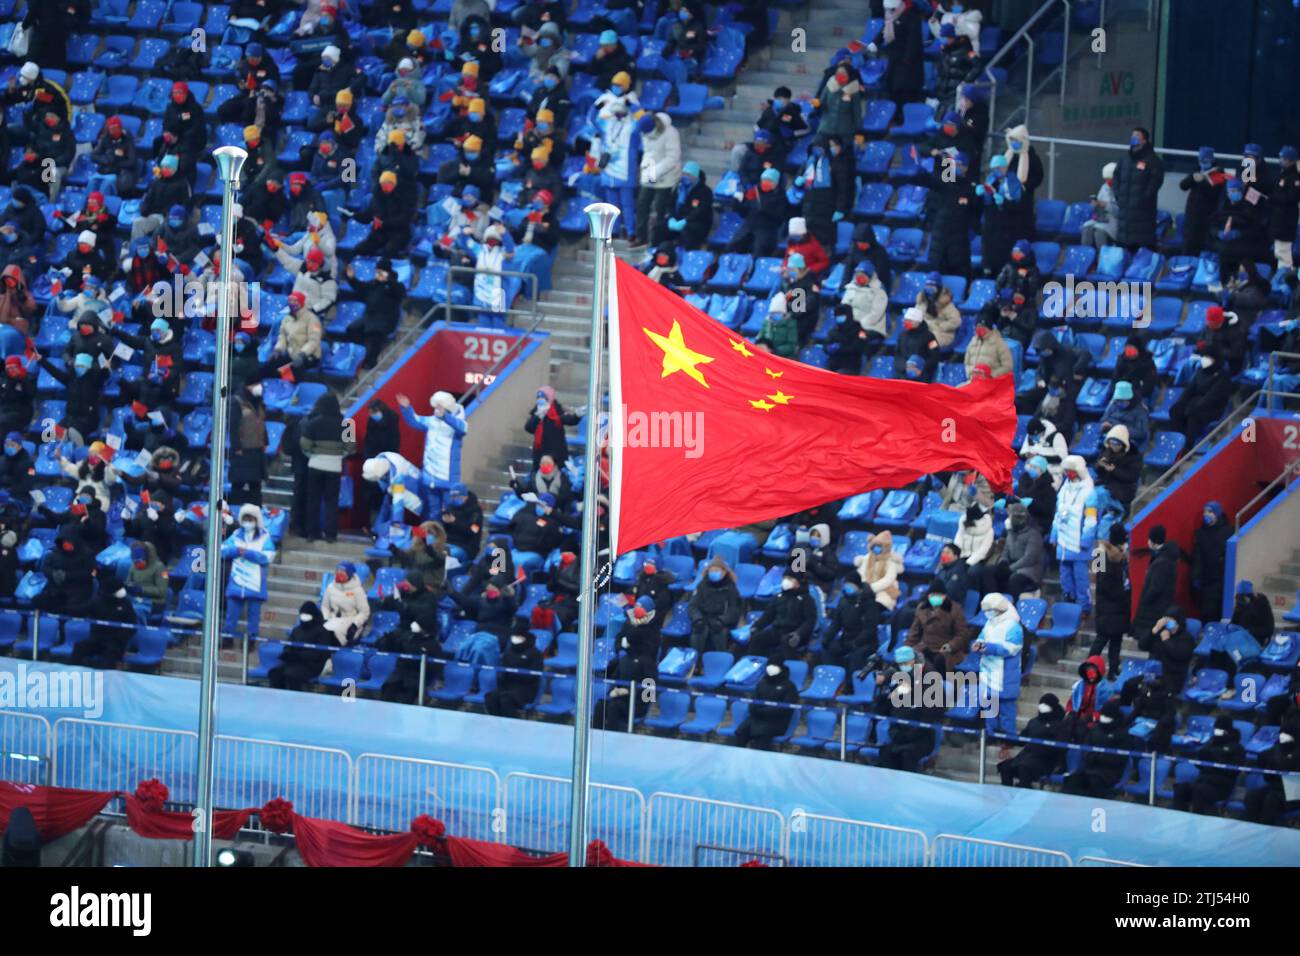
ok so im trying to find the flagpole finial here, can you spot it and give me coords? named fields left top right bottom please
left=212, top=145, right=248, bottom=184
left=584, top=202, right=620, bottom=241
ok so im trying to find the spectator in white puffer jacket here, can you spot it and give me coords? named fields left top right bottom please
left=321, top=560, right=371, bottom=644
left=633, top=111, right=681, bottom=247
left=841, top=260, right=889, bottom=342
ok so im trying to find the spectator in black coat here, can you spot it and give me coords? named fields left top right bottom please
left=1168, top=344, right=1233, bottom=446
left=1141, top=606, right=1196, bottom=697
left=874, top=646, right=943, bottom=772
left=269, top=603, right=337, bottom=691
left=36, top=524, right=97, bottom=614
left=508, top=494, right=564, bottom=555
left=1015, top=457, right=1056, bottom=532
left=1122, top=674, right=1177, bottom=754
left=1089, top=524, right=1131, bottom=676
left=1268, top=145, right=1300, bottom=272
left=800, top=138, right=855, bottom=251
left=525, top=386, right=579, bottom=468
left=730, top=167, right=787, bottom=257
left=876, top=0, right=926, bottom=104
left=934, top=543, right=971, bottom=606
left=485, top=628, right=545, bottom=718
left=36, top=353, right=105, bottom=440
left=1210, top=176, right=1268, bottom=283
left=656, top=162, right=713, bottom=250
left=343, top=258, right=406, bottom=369
left=0, top=358, right=35, bottom=438
left=375, top=573, right=444, bottom=701
left=1094, top=425, right=1143, bottom=513
left=1112, top=127, right=1165, bottom=251
left=747, top=572, right=818, bottom=660
left=819, top=578, right=881, bottom=673
left=894, top=308, right=940, bottom=381
left=1179, top=147, right=1226, bottom=256
left=441, top=484, right=484, bottom=560
left=1230, top=580, right=1274, bottom=647
left=356, top=170, right=417, bottom=256
left=1113, top=333, right=1159, bottom=400
left=1062, top=699, right=1131, bottom=796
left=733, top=660, right=801, bottom=750
left=594, top=636, right=656, bottom=731
left=687, top=558, right=742, bottom=655
left=999, top=693, right=1067, bottom=787
left=1191, top=501, right=1232, bottom=623
left=1245, top=716, right=1300, bottom=824
left=926, top=150, right=977, bottom=278
left=1132, top=525, right=1180, bottom=639
left=1172, top=716, right=1246, bottom=814
left=450, top=581, right=519, bottom=640
left=754, top=87, right=809, bottom=165
left=848, top=221, right=892, bottom=289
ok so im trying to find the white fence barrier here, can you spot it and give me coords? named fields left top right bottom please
left=645, top=792, right=786, bottom=867
left=502, top=772, right=646, bottom=861
left=787, top=813, right=930, bottom=867
left=52, top=718, right=197, bottom=799
left=212, top=735, right=352, bottom=825
left=354, top=754, right=500, bottom=840
left=0, top=712, right=50, bottom=785
left=931, top=833, right=1073, bottom=867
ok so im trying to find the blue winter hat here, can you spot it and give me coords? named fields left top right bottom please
left=635, top=595, right=655, bottom=613
left=997, top=287, right=1014, bottom=304
left=787, top=252, right=805, bottom=270
left=854, top=259, right=874, bottom=275
left=1243, top=142, right=1262, bottom=158
left=538, top=492, right=557, bottom=508
left=168, top=204, right=186, bottom=220
left=150, top=317, right=170, bottom=334
left=942, top=110, right=961, bottom=126
left=1204, top=500, right=1224, bottom=520
left=682, top=160, right=700, bottom=179
left=939, top=22, right=956, bottom=37
left=461, top=183, right=480, bottom=203
left=1197, top=146, right=1215, bottom=165
left=246, top=42, right=264, bottom=57
left=958, top=82, right=986, bottom=102
left=1236, top=580, right=1253, bottom=596
left=131, top=545, right=148, bottom=562
left=1112, top=380, right=1134, bottom=401
left=450, top=482, right=469, bottom=497
left=82, top=274, right=103, bottom=290
left=234, top=331, right=251, bottom=347
left=893, top=645, right=916, bottom=665
left=5, top=431, right=22, bottom=445
left=338, top=560, right=356, bottom=577
left=131, top=237, right=151, bottom=257
left=989, top=154, right=1009, bottom=169
left=1226, top=177, right=1244, bottom=196
left=754, top=129, right=773, bottom=145
left=1012, top=238, right=1031, bottom=257
left=160, top=154, right=179, bottom=172
left=905, top=353, right=923, bottom=370
left=1282, top=145, right=1298, bottom=162
left=760, top=167, right=780, bottom=184
left=924, top=270, right=941, bottom=288
left=637, top=113, right=656, bottom=134
left=599, top=29, right=618, bottom=44
left=1028, top=455, right=1049, bottom=474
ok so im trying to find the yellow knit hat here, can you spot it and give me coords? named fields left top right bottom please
left=530, top=146, right=549, bottom=163
left=407, top=29, right=426, bottom=47
left=536, top=108, right=554, bottom=124
left=379, top=170, right=397, bottom=186
left=461, top=61, right=480, bottom=78
left=243, top=124, right=260, bottom=142
left=387, top=128, right=406, bottom=147
left=612, top=71, right=631, bottom=89
left=468, top=97, right=486, bottom=114
left=335, top=88, right=353, bottom=106
left=463, top=134, right=483, bottom=153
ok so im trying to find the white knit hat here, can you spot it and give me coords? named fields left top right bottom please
left=322, top=45, right=341, bottom=64
left=398, top=57, right=415, bottom=73
left=1101, top=162, right=1116, bottom=180
left=431, top=391, right=458, bottom=412
left=361, top=457, right=390, bottom=481
left=768, top=291, right=788, bottom=314
left=77, top=230, right=96, bottom=247
left=787, top=216, right=806, bottom=236
left=19, top=62, right=38, bottom=84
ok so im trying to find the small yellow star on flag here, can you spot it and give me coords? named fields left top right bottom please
left=767, top=390, right=792, bottom=405
left=644, top=319, right=714, bottom=388
left=749, top=398, right=775, bottom=411
left=764, top=368, right=783, bottom=379
left=730, top=338, right=754, bottom=358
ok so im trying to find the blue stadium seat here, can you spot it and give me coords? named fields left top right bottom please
left=679, top=694, right=727, bottom=736
left=644, top=689, right=692, bottom=730
left=1145, top=431, right=1186, bottom=470
left=1037, top=602, right=1082, bottom=643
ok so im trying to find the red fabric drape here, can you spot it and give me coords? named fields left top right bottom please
left=291, top=814, right=421, bottom=868
left=444, top=835, right=568, bottom=867
left=0, top=782, right=115, bottom=841
left=124, top=796, right=254, bottom=842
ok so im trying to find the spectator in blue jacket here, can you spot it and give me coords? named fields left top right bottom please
left=972, top=592, right=1024, bottom=736
left=220, top=503, right=277, bottom=639
left=1099, top=379, right=1150, bottom=451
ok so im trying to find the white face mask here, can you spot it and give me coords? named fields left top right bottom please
left=299, top=613, right=313, bottom=622
left=1038, top=703, right=1052, bottom=714
left=241, top=519, right=257, bottom=530
left=1199, top=356, right=1213, bottom=369
left=510, top=636, right=526, bottom=645
left=1281, top=732, right=1295, bottom=744
left=620, top=637, right=630, bottom=650
left=249, top=384, right=263, bottom=396
left=411, top=622, right=422, bottom=634
left=1098, top=715, right=1114, bottom=725
left=781, top=578, right=796, bottom=592
left=1213, top=728, right=1226, bottom=737
left=114, top=588, right=127, bottom=599
left=765, top=665, right=781, bottom=677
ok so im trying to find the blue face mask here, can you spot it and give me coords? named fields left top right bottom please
left=1048, top=386, right=1062, bottom=397
left=537, top=122, right=551, bottom=134
left=1203, top=513, right=1215, bottom=526
left=1129, top=135, right=1142, bottom=149
left=371, top=412, right=383, bottom=422
left=535, top=505, right=549, bottom=517
left=542, top=76, right=557, bottom=89
left=539, top=37, right=552, bottom=48
left=772, top=97, right=786, bottom=111
left=536, top=398, right=549, bottom=412
left=870, top=544, right=883, bottom=555
left=1199, top=161, right=1213, bottom=172
left=835, top=314, right=846, bottom=323
left=678, top=8, right=690, bottom=20
left=469, top=25, right=482, bottom=39
left=842, top=583, right=858, bottom=597
left=464, top=151, right=479, bottom=161
left=74, top=364, right=90, bottom=378
left=468, top=112, right=482, bottom=122
left=167, top=217, right=183, bottom=229
left=707, top=569, right=724, bottom=583
left=151, top=329, right=166, bottom=343
left=234, top=341, right=246, bottom=353
left=450, top=496, right=466, bottom=507
left=4, top=444, right=18, bottom=457
left=928, top=594, right=944, bottom=608
left=610, top=85, right=626, bottom=96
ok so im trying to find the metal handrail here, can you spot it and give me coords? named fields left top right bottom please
left=980, top=0, right=1069, bottom=134
left=1234, top=458, right=1300, bottom=535
left=441, top=263, right=547, bottom=408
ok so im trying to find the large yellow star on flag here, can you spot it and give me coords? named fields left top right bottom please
left=644, top=319, right=714, bottom=388
left=767, top=390, right=792, bottom=405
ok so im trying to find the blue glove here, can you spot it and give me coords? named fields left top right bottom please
left=993, top=498, right=1006, bottom=511
left=832, top=211, right=844, bottom=222
left=993, top=191, right=1005, bottom=206
left=1281, top=319, right=1298, bottom=331
left=667, top=217, right=684, bottom=232
left=1019, top=496, right=1034, bottom=506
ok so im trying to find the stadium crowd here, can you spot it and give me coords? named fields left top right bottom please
left=0, top=0, right=1298, bottom=827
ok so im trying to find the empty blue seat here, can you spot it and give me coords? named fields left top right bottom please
left=710, top=253, right=752, bottom=293
left=536, top=676, right=578, bottom=717
left=801, top=665, right=845, bottom=703
left=679, top=694, right=727, bottom=736
left=644, top=689, right=692, bottom=730
left=1037, top=602, right=1082, bottom=642
left=430, top=661, right=476, bottom=704
left=1036, top=199, right=1067, bottom=235
left=688, top=651, right=734, bottom=691
left=1145, top=431, right=1186, bottom=470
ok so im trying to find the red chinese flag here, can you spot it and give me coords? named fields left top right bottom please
left=606, top=258, right=1018, bottom=555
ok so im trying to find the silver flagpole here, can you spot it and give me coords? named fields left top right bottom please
left=568, top=201, right=619, bottom=866
left=193, top=145, right=247, bottom=868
